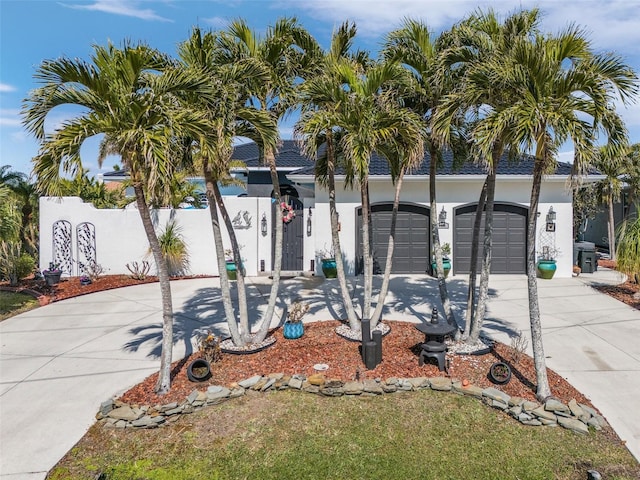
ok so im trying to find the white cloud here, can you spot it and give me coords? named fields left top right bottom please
left=0, top=109, right=21, bottom=127
left=203, top=16, right=230, bottom=28
left=279, top=0, right=640, bottom=53
left=557, top=150, right=575, bottom=164
left=60, top=1, right=173, bottom=22
left=0, top=83, right=17, bottom=93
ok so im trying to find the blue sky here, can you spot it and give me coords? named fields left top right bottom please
left=1, top=0, right=639, bottom=177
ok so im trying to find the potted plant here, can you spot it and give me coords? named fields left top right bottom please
left=79, top=274, right=92, bottom=286
left=224, top=248, right=244, bottom=280
left=42, top=262, right=62, bottom=286
left=431, top=243, right=452, bottom=278
left=536, top=245, right=559, bottom=279
left=317, top=245, right=337, bottom=279
left=283, top=300, right=309, bottom=339
left=488, top=361, right=512, bottom=385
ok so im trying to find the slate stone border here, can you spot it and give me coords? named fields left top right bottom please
left=97, top=374, right=608, bottom=435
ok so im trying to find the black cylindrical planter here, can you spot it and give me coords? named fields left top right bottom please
left=361, top=319, right=371, bottom=362
left=372, top=330, right=382, bottom=365
left=364, top=341, right=377, bottom=370
left=361, top=319, right=371, bottom=343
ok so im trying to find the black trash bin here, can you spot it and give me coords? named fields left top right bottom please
left=578, top=249, right=598, bottom=273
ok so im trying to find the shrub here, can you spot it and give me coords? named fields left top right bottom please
left=152, top=220, right=189, bottom=277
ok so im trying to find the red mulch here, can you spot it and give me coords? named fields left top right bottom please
left=118, top=321, right=592, bottom=408
left=5, top=270, right=638, bottom=409
left=592, top=259, right=640, bottom=311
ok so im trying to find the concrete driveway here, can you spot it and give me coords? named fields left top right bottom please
left=1, top=269, right=638, bottom=478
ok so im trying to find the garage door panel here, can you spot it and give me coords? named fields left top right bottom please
left=357, top=204, right=430, bottom=274
left=454, top=204, right=527, bottom=274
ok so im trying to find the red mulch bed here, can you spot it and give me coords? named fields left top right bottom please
left=5, top=269, right=638, bottom=409
left=593, top=259, right=640, bottom=311
left=118, top=320, right=594, bottom=408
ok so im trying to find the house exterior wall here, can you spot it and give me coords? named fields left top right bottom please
left=39, top=196, right=274, bottom=277
left=309, top=176, right=574, bottom=278
left=39, top=174, right=574, bottom=279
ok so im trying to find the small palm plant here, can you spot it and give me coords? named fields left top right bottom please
left=616, top=213, right=640, bottom=283
left=153, top=220, right=189, bottom=277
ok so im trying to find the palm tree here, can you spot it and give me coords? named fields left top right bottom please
left=177, top=27, right=278, bottom=346
left=383, top=19, right=461, bottom=333
left=214, top=18, right=317, bottom=338
left=324, top=59, right=424, bottom=329
left=433, top=9, right=541, bottom=343
left=0, top=166, right=38, bottom=256
left=590, top=144, right=633, bottom=261
left=22, top=42, right=212, bottom=394
left=481, top=27, right=637, bottom=400
left=616, top=213, right=640, bottom=282
left=295, top=22, right=363, bottom=331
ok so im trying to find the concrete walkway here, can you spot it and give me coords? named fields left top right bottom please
left=1, top=269, right=638, bottom=478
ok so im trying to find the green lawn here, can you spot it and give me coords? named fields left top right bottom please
left=49, top=390, right=639, bottom=480
left=0, top=290, right=38, bottom=321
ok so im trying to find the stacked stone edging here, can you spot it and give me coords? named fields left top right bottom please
left=97, top=374, right=608, bottom=434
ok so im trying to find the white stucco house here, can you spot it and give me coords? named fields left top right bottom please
left=39, top=141, right=579, bottom=279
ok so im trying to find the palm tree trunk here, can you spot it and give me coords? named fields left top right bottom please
left=133, top=184, right=173, bottom=395
left=213, top=182, right=251, bottom=342
left=527, top=158, right=552, bottom=401
left=468, top=164, right=496, bottom=343
left=204, top=173, right=242, bottom=346
left=327, top=134, right=359, bottom=331
left=371, top=169, right=404, bottom=327
left=429, top=145, right=459, bottom=335
left=463, top=178, right=488, bottom=339
left=205, top=177, right=250, bottom=347
left=361, top=178, right=373, bottom=321
left=608, top=195, right=616, bottom=261
left=254, top=146, right=283, bottom=343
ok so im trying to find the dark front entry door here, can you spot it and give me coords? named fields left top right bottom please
left=272, top=195, right=304, bottom=270
left=454, top=203, right=528, bottom=274
left=356, top=203, right=430, bottom=274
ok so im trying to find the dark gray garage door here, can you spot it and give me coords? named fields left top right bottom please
left=454, top=203, right=527, bottom=274
left=356, top=203, right=430, bottom=274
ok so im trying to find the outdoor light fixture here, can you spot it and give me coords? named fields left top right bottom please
left=307, top=207, right=312, bottom=236
left=261, top=213, right=267, bottom=236
left=546, top=206, right=556, bottom=223
left=438, top=207, right=449, bottom=229
left=545, top=206, right=556, bottom=232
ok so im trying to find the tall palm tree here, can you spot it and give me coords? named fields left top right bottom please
left=22, top=42, right=212, bottom=394
left=295, top=22, right=364, bottom=331
left=481, top=28, right=637, bottom=400
left=433, top=9, right=541, bottom=343
left=591, top=144, right=632, bottom=261
left=214, top=18, right=317, bottom=337
left=325, top=59, right=424, bottom=328
left=383, top=19, right=461, bottom=333
left=178, top=27, right=278, bottom=346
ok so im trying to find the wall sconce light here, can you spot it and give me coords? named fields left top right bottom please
left=545, top=206, right=556, bottom=232
left=546, top=206, right=556, bottom=223
left=438, top=207, right=449, bottom=229
left=306, top=207, right=312, bottom=236
left=260, top=213, right=267, bottom=237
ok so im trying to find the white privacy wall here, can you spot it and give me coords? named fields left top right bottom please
left=39, top=197, right=274, bottom=277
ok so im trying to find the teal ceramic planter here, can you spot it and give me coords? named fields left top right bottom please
left=536, top=259, right=557, bottom=279
left=225, top=261, right=237, bottom=280
left=283, top=321, right=304, bottom=339
left=431, top=258, right=451, bottom=278
left=321, top=258, right=337, bottom=279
